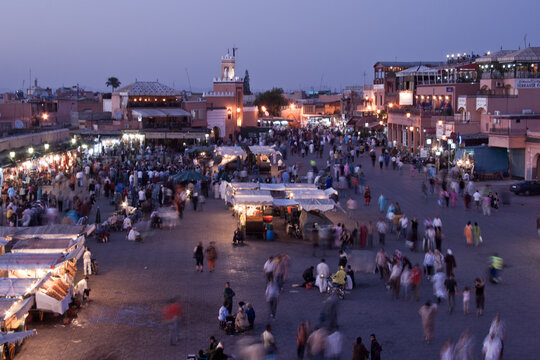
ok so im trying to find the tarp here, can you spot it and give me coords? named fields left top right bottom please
left=0, top=297, right=34, bottom=321
left=259, top=183, right=286, bottom=191
left=289, top=189, right=329, bottom=200
left=284, top=183, right=318, bottom=190
left=273, top=199, right=298, bottom=207
left=228, top=182, right=259, bottom=191
left=324, top=187, right=338, bottom=196
left=216, top=146, right=246, bottom=157
left=35, top=288, right=71, bottom=315
left=10, top=235, right=84, bottom=254
left=0, top=278, right=42, bottom=297
left=63, top=245, right=85, bottom=262
left=0, top=254, right=63, bottom=271
left=233, top=195, right=274, bottom=206
left=248, top=146, right=280, bottom=156
left=0, top=330, right=36, bottom=345
left=455, top=147, right=508, bottom=174
left=297, top=199, right=336, bottom=212
left=234, top=190, right=272, bottom=197
left=10, top=224, right=91, bottom=239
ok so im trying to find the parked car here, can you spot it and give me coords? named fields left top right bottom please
left=510, top=181, right=540, bottom=195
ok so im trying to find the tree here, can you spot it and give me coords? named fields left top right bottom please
left=254, top=88, right=288, bottom=117
left=106, top=77, right=121, bottom=93
left=243, top=70, right=252, bottom=95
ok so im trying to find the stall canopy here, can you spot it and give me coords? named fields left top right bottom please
left=455, top=147, right=508, bottom=174
left=284, top=183, right=318, bottom=190
left=0, top=330, right=36, bottom=345
left=259, top=183, right=286, bottom=191
left=273, top=199, right=298, bottom=207
left=0, top=278, right=45, bottom=297
left=8, top=224, right=94, bottom=239
left=297, top=199, right=336, bottom=212
left=0, top=297, right=34, bottom=321
left=289, top=189, right=329, bottom=200
left=248, top=146, right=280, bottom=156
left=233, top=194, right=274, bottom=206
left=216, top=146, right=246, bottom=157
left=10, top=236, right=85, bottom=254
left=0, top=254, right=64, bottom=271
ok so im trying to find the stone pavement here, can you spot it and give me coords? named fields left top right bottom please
left=16, top=149, right=540, bottom=360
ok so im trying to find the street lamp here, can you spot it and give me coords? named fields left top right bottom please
left=71, top=138, right=77, bottom=144
left=42, top=113, right=49, bottom=120
left=409, top=126, right=414, bottom=132
left=44, top=143, right=50, bottom=150
left=406, top=112, right=411, bottom=118
left=28, top=147, right=34, bottom=154
left=9, top=152, right=15, bottom=159
left=388, top=103, right=393, bottom=108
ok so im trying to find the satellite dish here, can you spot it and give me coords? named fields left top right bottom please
left=14, top=120, right=24, bottom=129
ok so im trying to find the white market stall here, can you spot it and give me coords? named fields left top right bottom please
left=215, top=146, right=247, bottom=169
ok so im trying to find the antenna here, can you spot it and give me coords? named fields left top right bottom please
left=524, top=34, right=527, bottom=49
left=232, top=46, right=238, bottom=57
left=185, top=68, right=192, bottom=93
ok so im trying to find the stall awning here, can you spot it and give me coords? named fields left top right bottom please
left=233, top=195, right=274, bottom=206
left=273, top=199, right=298, bottom=207
left=289, top=189, right=329, bottom=200
left=0, top=297, right=34, bottom=321
left=228, top=182, right=260, bottom=191
left=234, top=190, right=272, bottom=197
left=297, top=199, right=336, bottom=212
left=248, top=146, right=280, bottom=156
left=259, top=183, right=286, bottom=191
left=0, top=330, right=36, bottom=345
left=9, top=224, right=90, bottom=240
left=64, top=245, right=85, bottom=262
left=284, top=183, right=318, bottom=190
left=0, top=253, right=64, bottom=271
left=0, top=278, right=43, bottom=297
left=10, top=235, right=84, bottom=254
left=216, top=146, right=246, bottom=157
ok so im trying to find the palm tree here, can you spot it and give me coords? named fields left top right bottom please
left=106, top=77, right=121, bottom=93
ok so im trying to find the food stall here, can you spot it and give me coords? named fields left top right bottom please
left=9, top=236, right=85, bottom=255
left=0, top=330, right=36, bottom=360
left=215, top=146, right=247, bottom=171
left=248, top=146, right=280, bottom=174
left=233, top=193, right=274, bottom=237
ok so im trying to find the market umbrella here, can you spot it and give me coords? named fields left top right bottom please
left=171, top=171, right=209, bottom=183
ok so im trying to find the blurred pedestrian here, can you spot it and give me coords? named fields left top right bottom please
left=352, top=336, right=369, bottom=360
left=162, top=299, right=182, bottom=346
left=193, top=242, right=204, bottom=272
left=370, top=334, right=382, bottom=360
left=205, top=242, right=217, bottom=272
left=296, top=321, right=307, bottom=359
left=419, top=301, right=438, bottom=344
left=224, top=282, right=235, bottom=314
left=265, top=277, right=280, bottom=319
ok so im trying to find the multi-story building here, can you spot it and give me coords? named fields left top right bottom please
left=458, top=47, right=540, bottom=179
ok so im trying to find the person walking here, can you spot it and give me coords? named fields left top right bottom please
left=352, top=337, right=369, bottom=360
left=444, top=249, right=456, bottom=277
left=475, top=277, right=486, bottom=316
left=265, top=277, right=280, bottom=319
left=364, top=186, right=371, bottom=206
left=444, top=273, right=458, bottom=314
left=162, top=299, right=182, bottom=346
left=464, top=222, right=473, bottom=246
left=296, top=321, right=307, bottom=359
left=376, top=218, right=387, bottom=245
left=223, top=282, right=235, bottom=314
left=193, top=242, right=204, bottom=272
left=83, top=247, right=92, bottom=276
left=370, top=334, right=382, bottom=360
left=378, top=194, right=386, bottom=213
left=419, top=301, right=438, bottom=344
left=473, top=222, right=482, bottom=247
left=205, top=242, right=217, bottom=272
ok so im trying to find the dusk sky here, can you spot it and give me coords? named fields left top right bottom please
left=1, top=0, right=539, bottom=93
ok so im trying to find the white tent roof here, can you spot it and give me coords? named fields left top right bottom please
left=0, top=253, right=64, bottom=271
left=259, top=183, right=286, bottom=191
left=248, top=146, right=280, bottom=156
left=216, top=146, right=246, bottom=157
left=0, top=297, right=34, bottom=321
left=0, top=278, right=43, bottom=297
left=233, top=195, right=274, bottom=206
left=284, top=183, right=318, bottom=190
left=228, top=182, right=260, bottom=191
left=289, top=189, right=329, bottom=199
left=297, top=199, right=336, bottom=212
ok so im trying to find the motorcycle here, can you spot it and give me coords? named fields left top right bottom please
left=326, top=276, right=345, bottom=300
